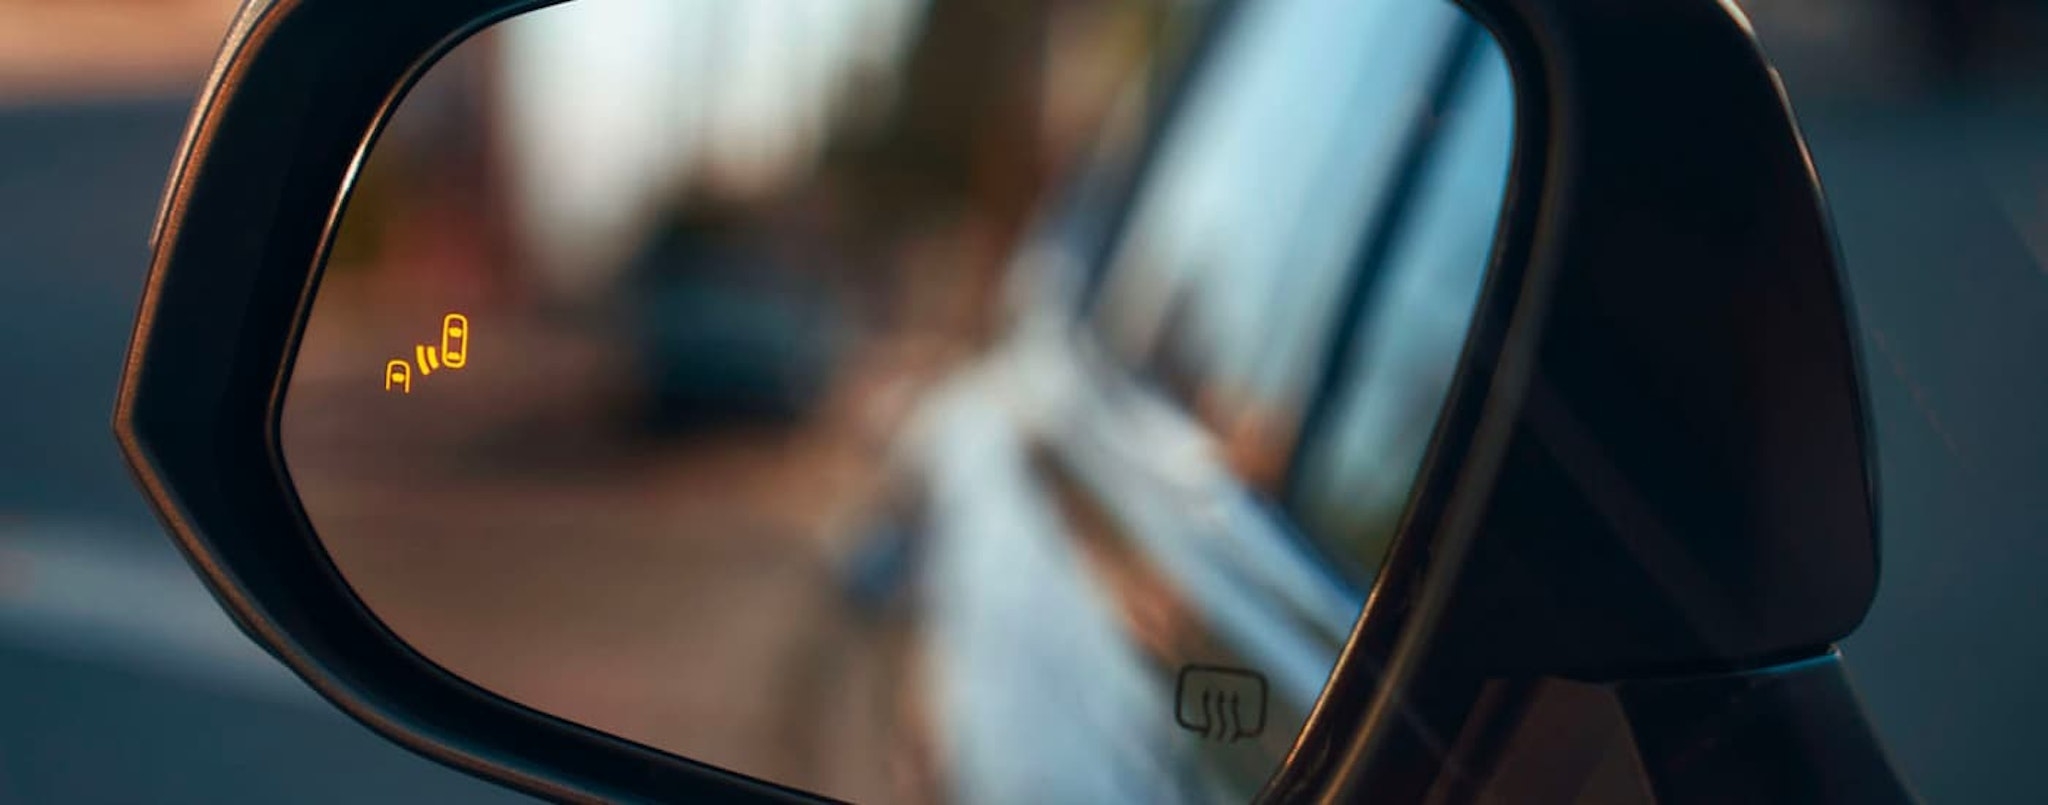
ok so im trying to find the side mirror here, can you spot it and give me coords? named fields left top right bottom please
left=119, top=0, right=1906, bottom=802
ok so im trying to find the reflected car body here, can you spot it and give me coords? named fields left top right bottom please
left=621, top=208, right=850, bottom=428
left=846, top=1, right=1518, bottom=799
left=631, top=274, right=845, bottom=426
left=884, top=319, right=1364, bottom=802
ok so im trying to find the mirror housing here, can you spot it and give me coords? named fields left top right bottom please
left=118, top=0, right=1883, bottom=801
left=1450, top=0, right=1877, bottom=679
left=1275, top=1, right=1880, bottom=799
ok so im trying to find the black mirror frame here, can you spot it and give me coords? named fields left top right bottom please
left=116, top=0, right=1878, bottom=802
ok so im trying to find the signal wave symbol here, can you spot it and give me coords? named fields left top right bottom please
left=415, top=343, right=443, bottom=375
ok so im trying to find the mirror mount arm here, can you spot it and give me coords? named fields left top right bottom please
left=1613, top=649, right=1912, bottom=805
left=1419, top=650, right=1912, bottom=805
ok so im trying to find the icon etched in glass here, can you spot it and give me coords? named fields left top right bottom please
left=384, top=359, right=411, bottom=394
left=1175, top=665, right=1267, bottom=743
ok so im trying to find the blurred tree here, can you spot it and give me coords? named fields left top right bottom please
left=823, top=0, right=1178, bottom=341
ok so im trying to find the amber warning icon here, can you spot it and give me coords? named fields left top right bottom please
left=384, top=312, right=469, bottom=394
left=384, top=359, right=411, bottom=394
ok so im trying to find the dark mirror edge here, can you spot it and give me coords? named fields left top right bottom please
left=114, top=0, right=1885, bottom=803
left=1300, top=0, right=1887, bottom=800
left=120, top=0, right=819, bottom=801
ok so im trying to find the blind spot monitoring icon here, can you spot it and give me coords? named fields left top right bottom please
left=1176, top=665, right=1268, bottom=743
left=383, top=312, right=469, bottom=394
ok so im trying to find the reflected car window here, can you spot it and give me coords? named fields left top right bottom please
left=1291, top=37, right=1516, bottom=577
left=1090, top=0, right=1466, bottom=487
left=276, top=0, right=1515, bottom=799
left=280, top=2, right=1202, bottom=801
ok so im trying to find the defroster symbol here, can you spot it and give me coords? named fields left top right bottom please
left=1176, top=665, right=1267, bottom=743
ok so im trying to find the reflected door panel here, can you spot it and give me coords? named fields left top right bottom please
left=279, top=0, right=1516, bottom=801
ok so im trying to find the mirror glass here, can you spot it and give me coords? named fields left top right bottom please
left=280, top=0, right=1515, bottom=800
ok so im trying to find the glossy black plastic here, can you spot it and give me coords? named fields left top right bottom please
left=1440, top=0, right=1879, bottom=678
left=1268, top=0, right=1885, bottom=799
left=117, top=0, right=1886, bottom=802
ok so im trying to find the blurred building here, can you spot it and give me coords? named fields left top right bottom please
left=479, top=0, right=1189, bottom=344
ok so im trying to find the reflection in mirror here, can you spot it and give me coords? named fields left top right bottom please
left=280, top=0, right=1515, bottom=801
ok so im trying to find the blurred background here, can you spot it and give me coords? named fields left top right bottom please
left=279, top=2, right=1201, bottom=801
left=0, top=0, right=2044, bottom=802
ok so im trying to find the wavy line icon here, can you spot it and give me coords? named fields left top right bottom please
left=1176, top=665, right=1267, bottom=743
